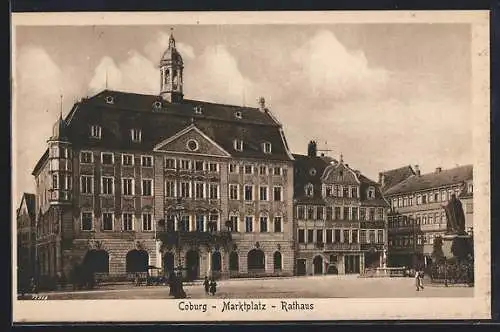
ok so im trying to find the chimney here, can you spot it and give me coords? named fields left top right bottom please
left=258, top=97, right=266, bottom=112
left=435, top=167, right=442, bottom=174
left=307, top=140, right=317, bottom=157
left=378, top=172, right=385, bottom=187
left=414, top=165, right=421, bottom=176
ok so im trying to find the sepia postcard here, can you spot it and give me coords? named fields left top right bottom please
left=11, top=10, right=491, bottom=322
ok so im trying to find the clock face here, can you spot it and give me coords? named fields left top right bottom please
left=187, top=139, right=199, bottom=152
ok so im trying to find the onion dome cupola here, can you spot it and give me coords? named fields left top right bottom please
left=160, top=30, right=184, bottom=103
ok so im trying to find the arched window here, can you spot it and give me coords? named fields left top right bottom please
left=125, top=249, right=148, bottom=273
left=273, top=251, right=282, bottom=271
left=211, top=251, right=222, bottom=272
left=305, top=183, right=314, bottom=197
left=229, top=251, right=239, bottom=272
left=83, top=249, right=109, bottom=274
left=247, top=249, right=265, bottom=272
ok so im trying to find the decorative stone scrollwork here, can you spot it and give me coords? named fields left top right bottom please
left=276, top=244, right=281, bottom=251
left=136, top=241, right=145, bottom=251
left=88, top=240, right=103, bottom=250
left=255, top=241, right=260, bottom=249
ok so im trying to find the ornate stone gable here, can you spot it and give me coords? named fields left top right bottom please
left=153, top=124, right=231, bottom=158
left=321, top=163, right=359, bottom=185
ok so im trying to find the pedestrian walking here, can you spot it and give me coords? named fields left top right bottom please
left=209, top=278, right=217, bottom=296
left=415, top=271, right=423, bottom=291
left=203, top=276, right=210, bottom=294
left=419, top=270, right=425, bottom=290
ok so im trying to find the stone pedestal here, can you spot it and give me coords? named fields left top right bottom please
left=441, top=234, right=472, bottom=259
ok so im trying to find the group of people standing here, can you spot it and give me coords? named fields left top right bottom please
left=203, top=276, right=218, bottom=296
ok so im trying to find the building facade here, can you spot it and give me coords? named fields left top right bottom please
left=293, top=142, right=389, bottom=276
left=382, top=165, right=473, bottom=269
left=31, top=33, right=295, bottom=282
left=16, top=193, right=37, bottom=283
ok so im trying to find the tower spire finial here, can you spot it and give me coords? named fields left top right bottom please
left=105, top=69, right=109, bottom=89
left=169, top=27, right=175, bottom=48
left=340, top=153, right=344, bottom=163
left=59, top=94, right=63, bottom=119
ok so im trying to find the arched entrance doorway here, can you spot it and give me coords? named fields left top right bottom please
left=273, top=251, right=282, bottom=272
left=211, top=251, right=222, bottom=272
left=163, top=252, right=174, bottom=275
left=365, top=248, right=380, bottom=269
left=313, top=255, right=323, bottom=275
left=126, top=250, right=149, bottom=273
left=185, top=250, right=200, bottom=280
left=229, top=252, right=239, bottom=273
left=247, top=249, right=265, bottom=274
left=83, top=249, right=110, bottom=274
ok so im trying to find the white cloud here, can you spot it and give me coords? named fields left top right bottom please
left=291, top=30, right=389, bottom=100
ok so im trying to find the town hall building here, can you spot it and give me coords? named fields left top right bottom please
left=31, top=33, right=295, bottom=283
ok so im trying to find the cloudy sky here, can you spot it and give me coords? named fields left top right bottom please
left=13, top=24, right=472, bottom=206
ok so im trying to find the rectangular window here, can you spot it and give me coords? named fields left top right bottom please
left=180, top=159, right=190, bottom=170
left=376, top=208, right=384, bottom=220
left=334, top=207, right=341, bottom=220
left=234, top=139, right=243, bottom=151
left=307, top=207, right=314, bottom=220
left=181, top=215, right=190, bottom=232
left=194, top=160, right=204, bottom=171
left=131, top=129, right=142, bottom=142
left=324, top=207, right=332, bottom=221
left=259, top=166, right=267, bottom=175
left=122, top=213, right=134, bottom=231
left=244, top=185, right=253, bottom=201
left=351, top=207, right=358, bottom=221
left=368, top=208, right=375, bottom=221
left=52, top=174, right=59, bottom=189
left=316, top=206, right=324, bottom=220
left=334, top=229, right=341, bottom=242
left=229, top=216, right=238, bottom=232
left=209, top=183, right=219, bottom=199
left=343, top=207, right=349, bottom=220
left=195, top=182, right=205, bottom=199
left=360, top=230, right=367, bottom=243
left=165, top=158, right=176, bottom=169
left=259, top=186, right=268, bottom=201
left=196, top=215, right=204, bottom=232
left=142, top=213, right=152, bottom=231
left=141, top=179, right=152, bottom=196
left=80, top=175, right=94, bottom=194
left=298, top=229, right=305, bottom=243
left=343, top=186, right=349, bottom=198
left=325, top=185, right=333, bottom=197
left=409, top=196, right=414, bottom=206
left=165, top=180, right=175, bottom=198
left=352, top=230, right=359, bottom=243
left=229, top=184, right=238, bottom=200
left=263, top=142, right=272, bottom=154
left=351, top=187, right=358, bottom=198
left=273, top=187, right=283, bottom=202
left=229, top=164, right=237, bottom=173
left=369, top=230, right=376, bottom=243
left=180, top=182, right=190, bottom=198
left=422, top=194, right=427, bottom=204
left=101, top=152, right=114, bottom=165
left=122, top=154, right=134, bottom=166
left=316, top=229, right=323, bottom=243
left=244, top=165, right=253, bottom=174
left=80, top=151, right=93, bottom=163
left=90, top=125, right=101, bottom=139
left=102, top=177, right=114, bottom=195
left=260, top=216, right=268, bottom=232
left=102, top=212, right=113, bottom=231
left=326, top=229, right=333, bottom=243
left=307, top=229, right=314, bottom=243
left=297, top=206, right=305, bottom=219
left=122, top=178, right=134, bottom=196
left=378, top=230, right=384, bottom=243
left=343, top=230, right=350, bottom=243
left=141, top=156, right=153, bottom=167
left=81, top=212, right=93, bottom=231
left=274, top=217, right=282, bottom=232
left=273, top=167, right=282, bottom=176
left=245, top=216, right=253, bottom=232
left=334, top=185, right=340, bottom=197
left=208, top=163, right=218, bottom=172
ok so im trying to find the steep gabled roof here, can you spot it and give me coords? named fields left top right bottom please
left=17, top=193, right=36, bottom=221
left=383, top=165, right=473, bottom=196
left=63, top=90, right=293, bottom=161
left=380, top=165, right=416, bottom=193
left=292, top=154, right=331, bottom=203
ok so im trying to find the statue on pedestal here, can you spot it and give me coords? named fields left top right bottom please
left=443, top=194, right=467, bottom=236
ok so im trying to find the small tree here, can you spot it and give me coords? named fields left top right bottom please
left=451, top=236, right=474, bottom=262
left=432, top=236, right=445, bottom=264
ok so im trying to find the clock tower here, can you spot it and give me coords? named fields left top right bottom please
left=160, top=31, right=184, bottom=103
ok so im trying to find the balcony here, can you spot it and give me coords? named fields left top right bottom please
left=360, top=220, right=385, bottom=229
left=157, top=230, right=233, bottom=249
left=298, top=242, right=360, bottom=251
left=48, top=190, right=72, bottom=203
left=360, top=243, right=385, bottom=251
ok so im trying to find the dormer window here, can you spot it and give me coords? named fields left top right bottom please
left=194, top=106, right=203, bottom=114
left=153, top=101, right=162, bottom=110
left=233, top=139, right=243, bottom=152
left=367, top=186, right=375, bottom=199
left=305, top=183, right=314, bottom=197
left=131, top=129, right=142, bottom=142
left=262, top=142, right=272, bottom=154
left=90, top=125, right=102, bottom=139
left=105, top=96, right=114, bottom=104
left=235, top=111, right=242, bottom=119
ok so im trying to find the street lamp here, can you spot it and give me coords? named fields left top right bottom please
left=172, top=197, right=185, bottom=275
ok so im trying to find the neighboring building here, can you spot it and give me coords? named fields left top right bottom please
left=31, top=32, right=295, bottom=282
left=293, top=141, right=389, bottom=276
left=16, top=193, right=37, bottom=281
left=382, top=164, right=473, bottom=269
